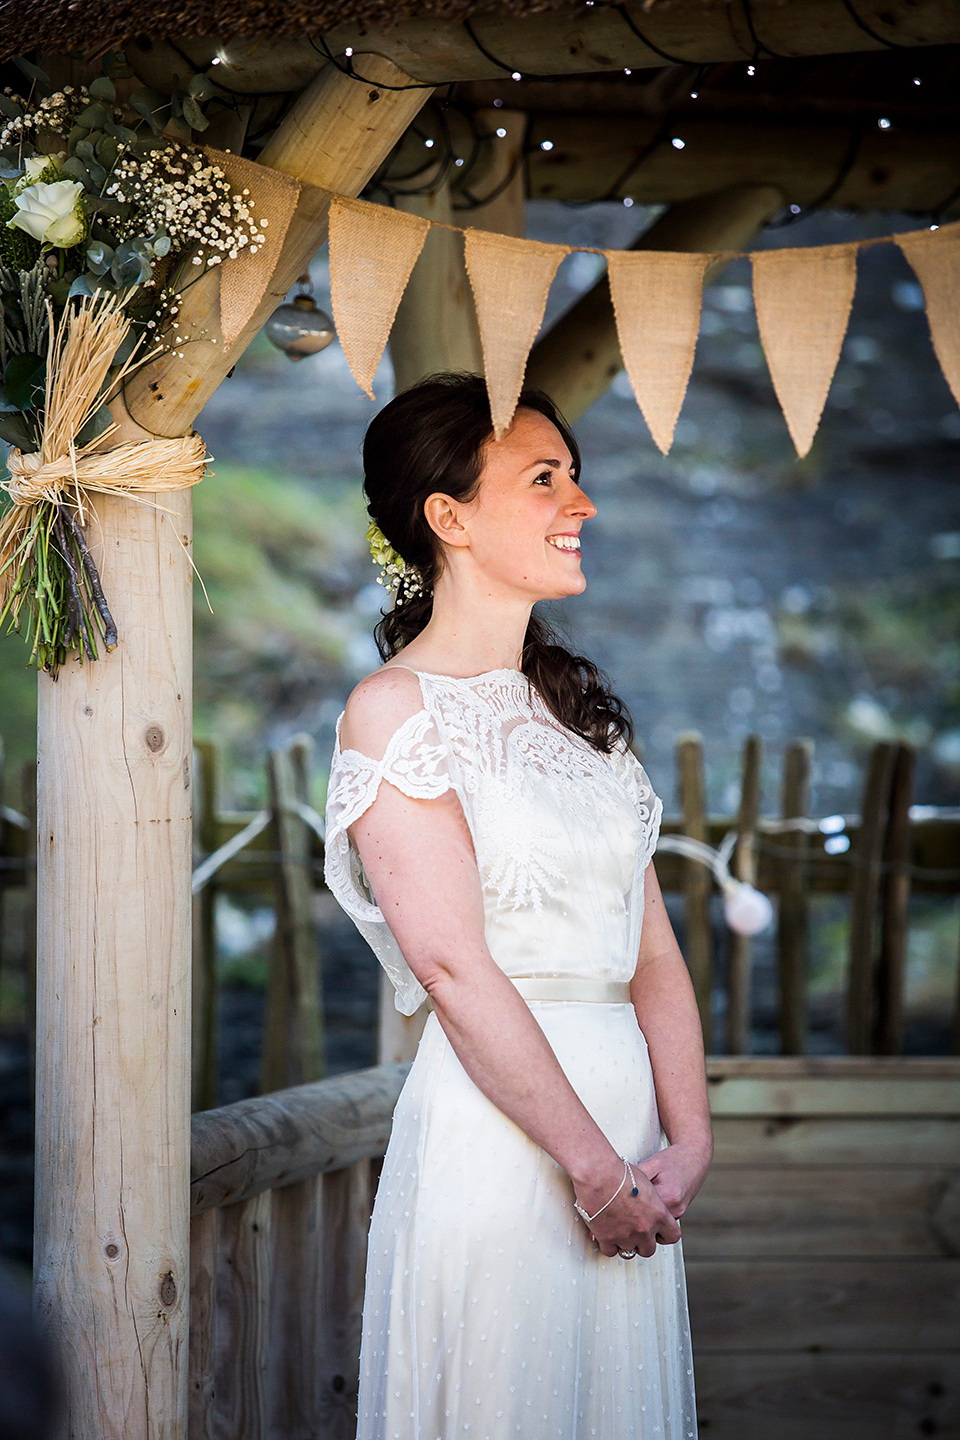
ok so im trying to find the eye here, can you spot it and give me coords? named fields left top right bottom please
left=533, top=470, right=553, bottom=486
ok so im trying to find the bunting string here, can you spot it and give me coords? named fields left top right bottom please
left=325, top=193, right=960, bottom=455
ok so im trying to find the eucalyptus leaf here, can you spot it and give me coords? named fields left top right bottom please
left=85, top=194, right=122, bottom=218
left=111, top=250, right=152, bottom=287
left=105, top=121, right=138, bottom=146
left=187, top=73, right=215, bottom=102
left=0, top=94, right=23, bottom=121
left=170, top=75, right=183, bottom=121
left=181, top=96, right=209, bottom=132
left=149, top=232, right=172, bottom=258
left=77, top=103, right=109, bottom=129
left=95, top=135, right=119, bottom=168
left=75, top=138, right=96, bottom=163
left=13, top=57, right=51, bottom=86
left=75, top=403, right=113, bottom=448
left=130, top=100, right=163, bottom=135
left=67, top=124, right=89, bottom=155
left=0, top=158, right=23, bottom=180
left=46, top=275, right=73, bottom=305
left=0, top=411, right=36, bottom=449
left=60, top=156, right=90, bottom=185
left=2, top=351, right=44, bottom=410
left=88, top=76, right=117, bottom=103
left=68, top=275, right=94, bottom=299
left=86, top=239, right=114, bottom=275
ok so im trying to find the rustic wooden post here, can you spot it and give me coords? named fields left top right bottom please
left=319, top=1160, right=373, bottom=1438
left=32, top=55, right=431, bottom=1439
left=875, top=743, right=915, bottom=1056
left=726, top=734, right=762, bottom=1055
left=777, top=739, right=813, bottom=1055
left=846, top=741, right=897, bottom=1055
left=269, top=1173, right=326, bottom=1438
left=192, top=739, right=220, bottom=1112
left=676, top=732, right=712, bottom=1043
left=261, top=737, right=325, bottom=1092
left=378, top=971, right=428, bottom=1065
left=216, top=1190, right=274, bottom=1439
left=188, top=1208, right=218, bottom=1440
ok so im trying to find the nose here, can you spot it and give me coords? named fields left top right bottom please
left=566, top=482, right=597, bottom=520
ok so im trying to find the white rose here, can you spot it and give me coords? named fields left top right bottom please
left=19, top=152, right=65, bottom=184
left=8, top=178, right=85, bottom=247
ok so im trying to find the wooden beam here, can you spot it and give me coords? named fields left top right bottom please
left=172, top=2, right=960, bottom=92
left=526, top=183, right=783, bottom=422
left=525, top=113, right=960, bottom=212
left=124, top=56, right=433, bottom=436
left=32, top=56, right=430, bottom=1440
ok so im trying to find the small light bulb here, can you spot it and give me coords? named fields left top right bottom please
left=747, top=63, right=755, bottom=76
left=690, top=90, right=698, bottom=98
left=671, top=136, right=685, bottom=150
left=540, top=139, right=554, bottom=151
left=878, top=116, right=891, bottom=129
left=493, top=98, right=503, bottom=107
left=455, top=157, right=465, bottom=166
left=913, top=76, right=922, bottom=85
left=930, top=223, right=940, bottom=230
left=511, top=71, right=522, bottom=81
left=345, top=46, right=354, bottom=57
left=424, top=138, right=435, bottom=148
left=624, top=68, right=632, bottom=75
left=789, top=203, right=801, bottom=214
left=211, top=56, right=222, bottom=65
left=623, top=197, right=634, bottom=207
left=496, top=127, right=507, bottom=137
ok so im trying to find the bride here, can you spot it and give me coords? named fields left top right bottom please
left=325, top=373, right=712, bottom=1440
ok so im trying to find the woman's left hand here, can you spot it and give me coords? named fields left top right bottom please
left=635, top=1139, right=712, bottom=1220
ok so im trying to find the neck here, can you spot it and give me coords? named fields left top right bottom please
left=400, top=565, right=532, bottom=677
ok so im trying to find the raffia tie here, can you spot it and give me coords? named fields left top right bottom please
left=3, top=433, right=207, bottom=509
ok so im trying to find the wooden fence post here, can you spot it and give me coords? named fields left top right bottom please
left=676, top=732, right=712, bottom=1044
left=875, top=742, right=915, bottom=1055
left=777, top=739, right=813, bottom=1055
left=193, top=739, right=220, bottom=1112
left=319, top=1159, right=373, bottom=1438
left=846, top=742, right=898, bottom=1055
left=726, top=734, right=761, bottom=1055
left=261, top=737, right=325, bottom=1092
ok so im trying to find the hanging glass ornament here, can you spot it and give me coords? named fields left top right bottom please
left=264, top=273, right=335, bottom=361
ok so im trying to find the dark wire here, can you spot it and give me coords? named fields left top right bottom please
left=307, top=33, right=436, bottom=90
left=839, top=0, right=916, bottom=49
left=614, top=5, right=697, bottom=66
left=453, top=115, right=532, bottom=212
left=739, top=0, right=793, bottom=60
left=164, top=38, right=292, bottom=101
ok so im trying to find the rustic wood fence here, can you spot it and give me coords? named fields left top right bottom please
left=2, top=729, right=959, bottom=1093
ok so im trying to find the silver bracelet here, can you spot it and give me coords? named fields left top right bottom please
left=574, top=1156, right=638, bottom=1227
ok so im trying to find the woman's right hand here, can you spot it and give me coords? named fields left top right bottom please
left=573, top=1158, right=682, bottom=1259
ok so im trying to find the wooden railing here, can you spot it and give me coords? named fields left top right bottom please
left=189, top=1062, right=408, bottom=1440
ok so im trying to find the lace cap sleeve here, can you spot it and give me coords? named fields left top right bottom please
left=324, top=704, right=456, bottom=1016
left=609, top=743, right=663, bottom=872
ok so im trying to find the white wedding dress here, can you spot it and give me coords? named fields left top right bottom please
left=325, top=668, right=697, bottom=1440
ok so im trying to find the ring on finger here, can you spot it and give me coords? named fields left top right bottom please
left=618, top=1249, right=638, bottom=1259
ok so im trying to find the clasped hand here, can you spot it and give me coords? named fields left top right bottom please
left=574, top=1142, right=710, bottom=1259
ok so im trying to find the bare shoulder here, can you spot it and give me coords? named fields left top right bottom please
left=340, top=665, right=425, bottom=757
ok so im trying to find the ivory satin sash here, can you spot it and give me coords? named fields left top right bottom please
left=511, top=977, right=632, bottom=1004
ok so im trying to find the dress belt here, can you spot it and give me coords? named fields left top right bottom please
left=510, top=977, right=632, bottom=1004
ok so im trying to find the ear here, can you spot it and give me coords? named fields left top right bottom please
left=423, top=492, right=470, bottom=549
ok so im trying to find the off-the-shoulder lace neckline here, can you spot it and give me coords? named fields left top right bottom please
left=397, top=665, right=526, bottom=683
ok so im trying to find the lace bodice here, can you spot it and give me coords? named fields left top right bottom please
left=324, top=668, right=662, bottom=1014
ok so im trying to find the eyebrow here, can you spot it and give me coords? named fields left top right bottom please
left=523, top=458, right=575, bottom=471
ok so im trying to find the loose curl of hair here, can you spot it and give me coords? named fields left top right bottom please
left=363, top=373, right=633, bottom=754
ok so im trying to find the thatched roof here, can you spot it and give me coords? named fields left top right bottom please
left=3, top=0, right=606, bottom=63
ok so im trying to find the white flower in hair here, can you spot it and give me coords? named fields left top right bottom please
left=366, top=520, right=426, bottom=604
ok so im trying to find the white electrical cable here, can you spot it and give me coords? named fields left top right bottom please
left=655, top=832, right=774, bottom=935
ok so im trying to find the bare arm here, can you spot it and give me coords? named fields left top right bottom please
left=342, top=669, right=681, bottom=1258
left=629, top=863, right=713, bottom=1216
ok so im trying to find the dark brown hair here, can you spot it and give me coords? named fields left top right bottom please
left=363, top=373, right=633, bottom=753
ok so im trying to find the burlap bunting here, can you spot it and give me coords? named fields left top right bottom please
left=464, top=229, right=569, bottom=439
left=606, top=250, right=710, bottom=455
left=752, top=243, right=858, bottom=458
left=328, top=195, right=430, bottom=398
left=897, top=226, right=960, bottom=411
left=205, top=146, right=301, bottom=349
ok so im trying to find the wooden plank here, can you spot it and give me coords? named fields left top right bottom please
left=269, top=1174, right=325, bottom=1440
left=686, top=1258, right=960, bottom=1351
left=876, top=743, right=916, bottom=1055
left=377, top=968, right=428, bottom=1065
left=711, top=1116, right=960, bottom=1168
left=262, top=737, right=325, bottom=1092
left=188, top=1208, right=218, bottom=1440
left=192, top=740, right=220, bottom=1112
left=191, top=1063, right=408, bottom=1215
left=847, top=741, right=897, bottom=1054
left=708, top=1073, right=960, bottom=1117
left=777, top=739, right=813, bottom=1056
left=681, top=1167, right=959, bottom=1259
left=318, top=1159, right=372, bottom=1439
left=677, top=732, right=713, bottom=1044
left=21, top=760, right=36, bottom=1056
left=216, top=1190, right=273, bottom=1440
left=693, top=1352, right=960, bottom=1440
left=727, top=734, right=762, bottom=1055
left=707, top=1056, right=960, bottom=1080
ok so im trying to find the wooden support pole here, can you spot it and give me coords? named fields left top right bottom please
left=525, top=183, right=783, bottom=421
left=188, top=1208, right=218, bottom=1440
left=676, top=732, right=712, bottom=1045
left=846, top=742, right=898, bottom=1055
left=269, top=1173, right=325, bottom=1439
left=727, top=735, right=762, bottom=1056
left=875, top=743, right=916, bottom=1056
left=777, top=740, right=813, bottom=1056
left=216, top=1189, right=273, bottom=1440
left=33, top=57, right=430, bottom=1440
left=319, top=1160, right=372, bottom=1438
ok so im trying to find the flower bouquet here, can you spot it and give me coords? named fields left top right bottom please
left=0, top=54, right=265, bottom=675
